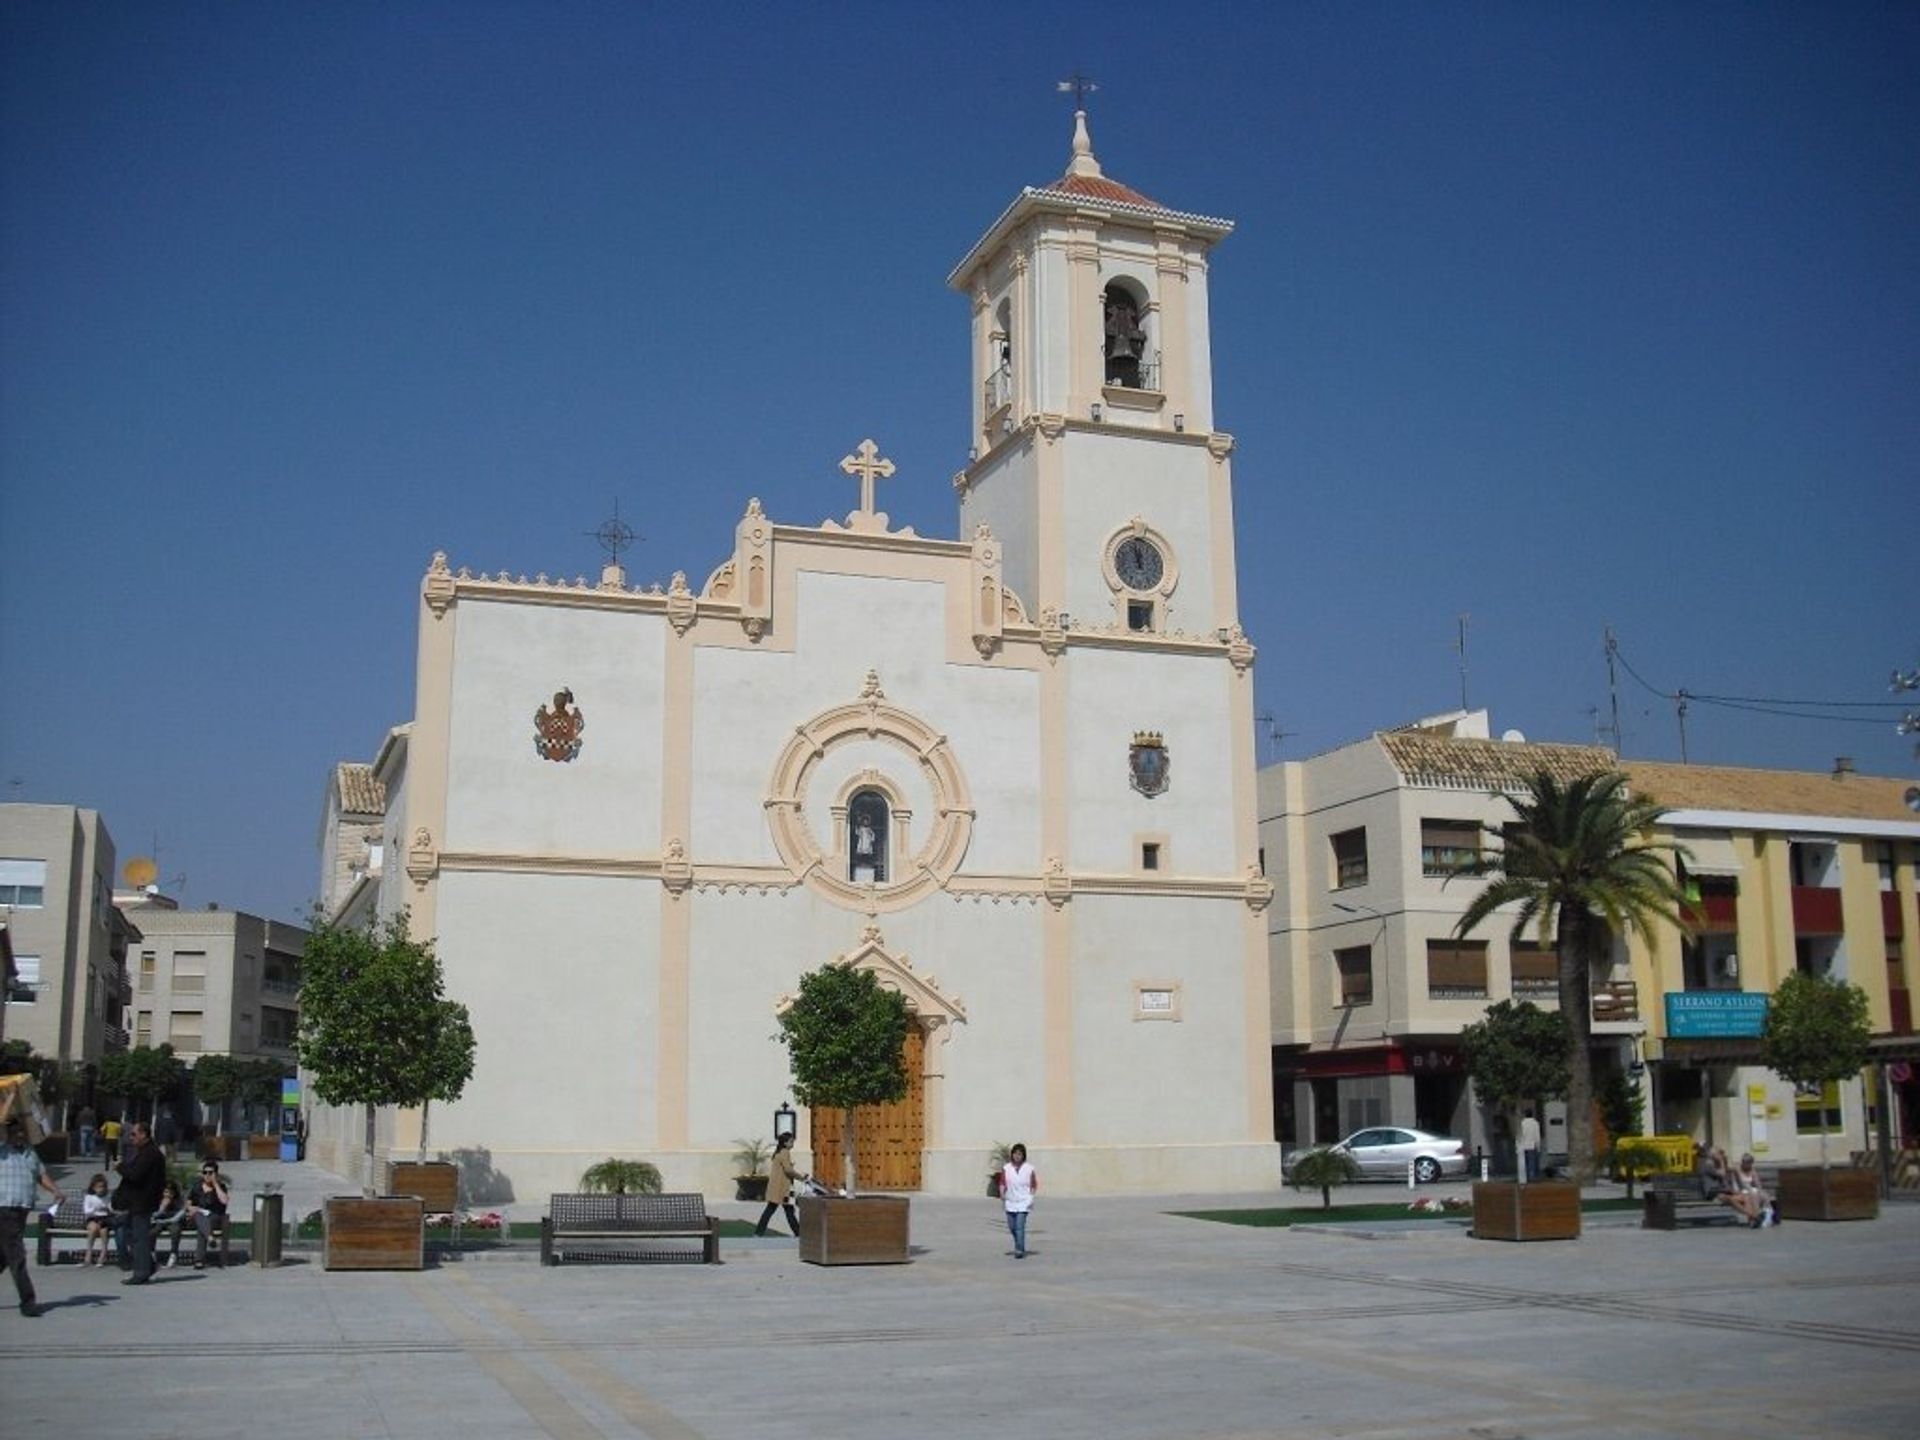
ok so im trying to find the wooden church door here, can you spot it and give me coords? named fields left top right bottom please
left=811, top=1021, right=925, bottom=1190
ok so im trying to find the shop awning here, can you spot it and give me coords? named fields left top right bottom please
left=1674, top=831, right=1741, bottom=876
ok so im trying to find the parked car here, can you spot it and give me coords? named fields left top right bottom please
left=1316, top=1127, right=1468, bottom=1183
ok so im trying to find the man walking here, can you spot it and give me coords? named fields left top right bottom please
left=1520, top=1109, right=1542, bottom=1183
left=115, top=1121, right=165, bottom=1285
left=2, top=1116, right=64, bottom=1316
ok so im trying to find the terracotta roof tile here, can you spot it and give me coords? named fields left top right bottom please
left=1377, top=732, right=1616, bottom=791
left=1043, top=172, right=1169, bottom=211
left=1623, top=760, right=1917, bottom=825
left=333, top=762, right=386, bottom=817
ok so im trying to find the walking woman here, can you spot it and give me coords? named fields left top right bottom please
left=754, top=1134, right=807, bottom=1237
left=999, top=1142, right=1037, bottom=1259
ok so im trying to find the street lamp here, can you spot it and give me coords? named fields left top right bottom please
left=774, top=1101, right=797, bottom=1144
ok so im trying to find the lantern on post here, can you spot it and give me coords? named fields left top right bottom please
left=774, top=1101, right=797, bottom=1145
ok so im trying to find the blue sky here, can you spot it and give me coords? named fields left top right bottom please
left=3, top=2, right=1915, bottom=924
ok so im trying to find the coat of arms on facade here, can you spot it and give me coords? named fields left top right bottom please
left=1129, top=731, right=1169, bottom=797
left=534, top=688, right=585, bottom=762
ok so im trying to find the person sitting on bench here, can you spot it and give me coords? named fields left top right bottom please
left=148, top=1181, right=190, bottom=1268
left=1698, top=1145, right=1761, bottom=1225
left=1734, top=1152, right=1776, bottom=1228
left=186, top=1160, right=230, bottom=1268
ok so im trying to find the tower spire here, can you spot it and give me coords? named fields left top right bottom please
left=1067, top=108, right=1102, bottom=179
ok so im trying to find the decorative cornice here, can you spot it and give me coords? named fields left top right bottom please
left=424, top=552, right=456, bottom=618
left=406, top=827, right=437, bottom=891
left=1206, top=432, right=1236, bottom=461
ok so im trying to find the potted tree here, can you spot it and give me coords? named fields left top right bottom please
left=1463, top=999, right=1582, bottom=1241
left=298, top=912, right=476, bottom=1270
left=732, top=1138, right=772, bottom=1201
left=192, top=1054, right=240, bottom=1160
left=776, top=964, right=912, bottom=1265
left=1763, top=970, right=1878, bottom=1221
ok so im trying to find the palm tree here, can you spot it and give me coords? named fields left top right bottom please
left=1453, top=769, right=1692, bottom=1184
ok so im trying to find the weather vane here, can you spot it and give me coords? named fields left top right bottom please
left=1057, top=71, right=1098, bottom=109
left=586, top=499, right=639, bottom=567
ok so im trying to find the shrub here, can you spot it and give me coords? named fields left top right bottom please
left=579, top=1159, right=663, bottom=1196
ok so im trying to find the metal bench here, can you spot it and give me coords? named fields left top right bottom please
left=1643, top=1175, right=1746, bottom=1229
left=36, top=1200, right=118, bottom=1265
left=539, top=1192, right=720, bottom=1265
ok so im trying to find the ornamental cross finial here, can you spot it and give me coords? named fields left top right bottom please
left=840, top=438, right=895, bottom=517
left=1056, top=72, right=1098, bottom=109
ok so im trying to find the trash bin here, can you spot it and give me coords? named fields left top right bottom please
left=251, top=1191, right=284, bottom=1267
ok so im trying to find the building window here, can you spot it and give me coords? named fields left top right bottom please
left=1790, top=839, right=1839, bottom=888
left=139, top=951, right=156, bottom=990
left=135, top=1011, right=152, bottom=1045
left=6, top=954, right=40, bottom=1004
left=1330, top=828, right=1368, bottom=890
left=847, top=790, right=890, bottom=884
left=1510, top=941, right=1559, bottom=995
left=1334, top=945, right=1373, bottom=1006
left=169, top=1011, right=204, bottom=1054
left=261, top=1007, right=297, bottom=1049
left=1795, top=1081, right=1843, bottom=1134
left=1426, top=940, right=1489, bottom=999
left=1141, top=842, right=1161, bottom=872
left=1127, top=599, right=1155, bottom=632
left=0, top=858, right=47, bottom=908
left=1420, top=820, right=1481, bottom=877
left=172, top=950, right=207, bottom=996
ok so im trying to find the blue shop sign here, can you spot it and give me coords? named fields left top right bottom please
left=1665, top=990, right=1769, bottom=1038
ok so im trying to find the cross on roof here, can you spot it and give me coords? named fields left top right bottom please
left=840, top=438, right=896, bottom=517
left=1057, top=72, right=1099, bottom=109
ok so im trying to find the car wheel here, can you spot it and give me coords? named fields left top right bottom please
left=1414, top=1157, right=1441, bottom=1185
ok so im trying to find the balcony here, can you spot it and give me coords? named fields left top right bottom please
left=1791, top=886, right=1844, bottom=935
left=262, top=978, right=300, bottom=999
left=1687, top=893, right=1739, bottom=933
left=1592, top=979, right=1640, bottom=1025
left=103, top=1025, right=129, bottom=1052
left=1884, top=891, right=1906, bottom=937
left=983, top=367, right=1012, bottom=416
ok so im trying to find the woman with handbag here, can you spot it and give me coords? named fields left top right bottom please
left=754, top=1134, right=807, bottom=1238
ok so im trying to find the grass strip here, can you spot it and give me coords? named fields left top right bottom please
left=1171, top=1197, right=1643, bottom=1227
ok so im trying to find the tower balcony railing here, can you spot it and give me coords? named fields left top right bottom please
left=983, top=367, right=1012, bottom=415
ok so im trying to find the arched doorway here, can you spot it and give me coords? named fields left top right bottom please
left=811, top=1020, right=926, bottom=1190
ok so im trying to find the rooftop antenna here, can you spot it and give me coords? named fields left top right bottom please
left=1254, top=712, right=1295, bottom=765
left=1603, top=626, right=1625, bottom=754
left=1454, top=613, right=1470, bottom=712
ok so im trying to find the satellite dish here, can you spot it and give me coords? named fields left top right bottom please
left=1906, top=786, right=1920, bottom=814
left=1501, top=729, right=1527, bottom=744
left=124, top=856, right=158, bottom=888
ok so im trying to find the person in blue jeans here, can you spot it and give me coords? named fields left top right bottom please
left=998, top=1143, right=1038, bottom=1259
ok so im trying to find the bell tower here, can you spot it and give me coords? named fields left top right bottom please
left=948, top=109, right=1241, bottom=637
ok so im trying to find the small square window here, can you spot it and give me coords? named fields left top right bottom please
left=1142, top=842, right=1161, bottom=871
left=1127, top=599, right=1154, bottom=632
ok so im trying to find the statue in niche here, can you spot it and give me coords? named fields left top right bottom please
left=847, top=790, right=889, bottom=884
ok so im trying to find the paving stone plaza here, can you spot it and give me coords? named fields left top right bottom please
left=3, top=1158, right=1916, bottom=1438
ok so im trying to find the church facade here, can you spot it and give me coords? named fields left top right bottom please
left=314, top=115, right=1280, bottom=1198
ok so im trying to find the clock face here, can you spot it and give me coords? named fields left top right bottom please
left=1114, top=536, right=1165, bottom=591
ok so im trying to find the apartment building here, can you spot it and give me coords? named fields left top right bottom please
left=0, top=804, right=136, bottom=1064
left=114, top=893, right=307, bottom=1067
left=1623, top=759, right=1919, bottom=1161
left=1261, top=713, right=1920, bottom=1166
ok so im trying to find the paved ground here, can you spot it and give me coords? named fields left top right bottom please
left=6, top=1156, right=1918, bottom=1439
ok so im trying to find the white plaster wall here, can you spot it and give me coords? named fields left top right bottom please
left=957, top=441, right=1039, bottom=618
left=1066, top=647, right=1237, bottom=875
left=1185, top=248, right=1216, bottom=432
left=1034, top=243, right=1071, bottom=412
left=1072, top=895, right=1250, bottom=1144
left=1060, top=430, right=1217, bottom=629
left=692, top=570, right=1041, bottom=876
left=444, top=603, right=665, bottom=856
left=428, top=871, right=657, bottom=1159
left=683, top=890, right=1046, bottom=1158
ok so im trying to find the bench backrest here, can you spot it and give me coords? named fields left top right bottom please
left=1648, top=1175, right=1712, bottom=1198
left=40, top=1199, right=90, bottom=1228
left=548, top=1192, right=709, bottom=1232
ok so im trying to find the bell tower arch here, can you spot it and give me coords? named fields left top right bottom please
left=948, top=108, right=1242, bottom=633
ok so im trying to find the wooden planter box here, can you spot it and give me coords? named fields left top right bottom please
left=1472, top=1180, right=1582, bottom=1241
left=246, top=1134, right=281, bottom=1160
left=385, top=1160, right=460, bottom=1212
left=797, top=1195, right=910, bottom=1265
left=1775, top=1166, right=1879, bottom=1222
left=323, top=1196, right=426, bottom=1271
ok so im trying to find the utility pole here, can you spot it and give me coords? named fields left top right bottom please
left=1455, top=614, right=1470, bottom=712
left=1603, top=627, right=1625, bottom=755
left=1675, top=688, right=1691, bottom=763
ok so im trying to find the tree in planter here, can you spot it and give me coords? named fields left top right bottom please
left=193, top=1054, right=242, bottom=1143
left=1288, top=1147, right=1363, bottom=1210
left=580, top=1159, right=663, bottom=1195
left=1453, top=769, right=1691, bottom=1184
left=238, top=1058, right=292, bottom=1138
left=1460, top=1000, right=1571, bottom=1186
left=97, top=1045, right=187, bottom=1125
left=775, top=964, right=911, bottom=1196
left=297, top=913, right=476, bottom=1197
left=1762, top=970, right=1871, bottom=1170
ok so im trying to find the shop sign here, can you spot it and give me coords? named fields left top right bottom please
left=1665, top=990, right=1769, bottom=1037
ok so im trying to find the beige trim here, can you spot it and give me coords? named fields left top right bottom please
left=764, top=673, right=975, bottom=913
left=1206, top=443, right=1239, bottom=630
left=1043, top=901, right=1074, bottom=1144
left=406, top=556, right=459, bottom=939
left=656, top=613, right=696, bottom=1152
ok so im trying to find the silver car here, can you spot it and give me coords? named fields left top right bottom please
left=1327, top=1126, right=1469, bottom=1184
